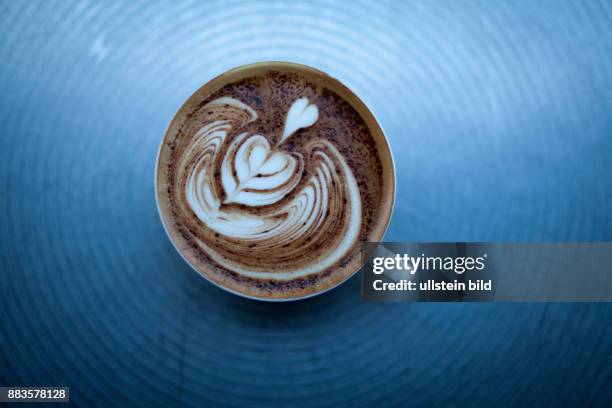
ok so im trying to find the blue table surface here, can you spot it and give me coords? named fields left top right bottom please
left=1, top=1, right=611, bottom=406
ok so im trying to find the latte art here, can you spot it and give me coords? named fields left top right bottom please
left=157, top=64, right=393, bottom=299
left=179, top=97, right=361, bottom=279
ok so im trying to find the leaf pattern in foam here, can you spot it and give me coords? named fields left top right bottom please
left=222, top=134, right=302, bottom=206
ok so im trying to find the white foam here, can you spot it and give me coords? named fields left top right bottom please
left=279, top=97, right=319, bottom=144
left=181, top=96, right=362, bottom=281
left=205, top=97, right=257, bottom=122
left=221, top=134, right=301, bottom=206
left=193, top=141, right=362, bottom=280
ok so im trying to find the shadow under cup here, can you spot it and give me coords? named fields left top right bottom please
left=155, top=61, right=396, bottom=301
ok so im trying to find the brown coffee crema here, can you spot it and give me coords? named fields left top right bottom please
left=157, top=67, right=392, bottom=299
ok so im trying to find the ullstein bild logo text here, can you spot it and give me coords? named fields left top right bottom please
left=370, top=253, right=492, bottom=292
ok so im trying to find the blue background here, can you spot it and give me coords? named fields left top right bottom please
left=1, top=1, right=612, bottom=406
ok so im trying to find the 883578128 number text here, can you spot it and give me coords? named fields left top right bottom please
left=1, top=387, right=69, bottom=403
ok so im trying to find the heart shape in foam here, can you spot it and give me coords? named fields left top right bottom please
left=221, top=134, right=301, bottom=206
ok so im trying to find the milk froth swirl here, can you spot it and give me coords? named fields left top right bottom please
left=174, top=96, right=362, bottom=280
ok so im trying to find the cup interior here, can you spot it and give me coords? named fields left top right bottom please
left=155, top=61, right=396, bottom=301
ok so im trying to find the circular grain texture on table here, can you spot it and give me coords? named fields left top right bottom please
left=1, top=1, right=612, bottom=407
